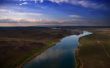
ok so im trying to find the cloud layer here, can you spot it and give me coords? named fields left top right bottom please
left=50, top=0, right=106, bottom=9
left=0, top=0, right=109, bottom=26
left=18, top=0, right=107, bottom=9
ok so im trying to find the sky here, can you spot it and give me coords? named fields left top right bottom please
left=0, top=0, right=110, bottom=26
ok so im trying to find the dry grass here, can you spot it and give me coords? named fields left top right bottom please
left=77, top=28, right=110, bottom=68
left=0, top=28, right=73, bottom=68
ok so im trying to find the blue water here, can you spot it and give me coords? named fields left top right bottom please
left=23, top=31, right=92, bottom=68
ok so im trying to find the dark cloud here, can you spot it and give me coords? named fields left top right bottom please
left=0, top=19, right=18, bottom=23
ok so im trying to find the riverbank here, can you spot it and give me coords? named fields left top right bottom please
left=0, top=28, right=81, bottom=68
left=16, top=40, right=58, bottom=68
left=0, top=29, right=69, bottom=68
left=76, top=29, right=110, bottom=68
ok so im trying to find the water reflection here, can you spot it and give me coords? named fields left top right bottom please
left=24, top=31, right=92, bottom=68
left=78, top=31, right=92, bottom=37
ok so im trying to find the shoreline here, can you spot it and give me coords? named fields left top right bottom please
left=16, top=31, right=77, bottom=68
left=75, top=33, right=92, bottom=68
left=75, top=40, right=82, bottom=68
left=16, top=41, right=58, bottom=68
left=75, top=47, right=83, bottom=68
left=15, top=30, right=83, bottom=68
left=75, top=30, right=110, bottom=68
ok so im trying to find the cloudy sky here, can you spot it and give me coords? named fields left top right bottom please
left=0, top=0, right=110, bottom=26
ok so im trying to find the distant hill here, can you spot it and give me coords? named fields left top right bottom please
left=0, top=26, right=110, bottom=30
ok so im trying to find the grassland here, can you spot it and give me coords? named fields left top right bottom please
left=0, top=28, right=78, bottom=68
left=77, top=28, right=110, bottom=68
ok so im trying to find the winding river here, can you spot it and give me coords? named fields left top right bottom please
left=23, top=31, right=92, bottom=68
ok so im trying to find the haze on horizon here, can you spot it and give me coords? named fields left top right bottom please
left=0, top=0, right=110, bottom=26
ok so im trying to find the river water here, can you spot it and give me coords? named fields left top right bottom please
left=23, top=31, right=92, bottom=68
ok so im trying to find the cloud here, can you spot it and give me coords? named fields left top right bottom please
left=12, top=0, right=107, bottom=9
left=0, top=17, right=109, bottom=26
left=10, top=0, right=108, bottom=9
left=0, top=23, right=17, bottom=27
left=18, top=0, right=44, bottom=3
left=0, top=8, right=43, bottom=20
left=48, top=0, right=106, bottom=9
left=69, top=15, right=82, bottom=18
left=19, top=2, right=28, bottom=5
left=0, top=18, right=43, bottom=26
left=0, top=19, right=18, bottom=23
left=0, top=18, right=42, bottom=23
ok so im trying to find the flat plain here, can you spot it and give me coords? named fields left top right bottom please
left=77, top=28, right=110, bottom=68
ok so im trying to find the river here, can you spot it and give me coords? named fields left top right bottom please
left=23, top=31, right=92, bottom=68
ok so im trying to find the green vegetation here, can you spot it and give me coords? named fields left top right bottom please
left=77, top=29, right=110, bottom=68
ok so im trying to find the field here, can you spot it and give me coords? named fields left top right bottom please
left=0, top=28, right=80, bottom=68
left=77, top=28, right=110, bottom=68
left=0, top=27, right=109, bottom=68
